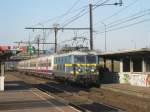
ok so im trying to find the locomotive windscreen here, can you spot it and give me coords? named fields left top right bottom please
left=86, top=55, right=96, bottom=64
left=74, top=55, right=85, bottom=63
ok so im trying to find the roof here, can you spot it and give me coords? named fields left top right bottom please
left=55, top=50, right=98, bottom=57
left=0, top=49, right=21, bottom=61
left=98, top=48, right=150, bottom=59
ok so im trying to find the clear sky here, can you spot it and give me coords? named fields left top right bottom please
left=0, top=0, right=150, bottom=52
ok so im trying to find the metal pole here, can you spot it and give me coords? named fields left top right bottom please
left=104, top=24, right=107, bottom=52
left=37, top=38, right=40, bottom=57
left=29, top=42, right=31, bottom=59
left=89, top=0, right=93, bottom=50
left=42, top=29, right=45, bottom=54
left=42, top=26, right=45, bottom=54
left=28, top=33, right=32, bottom=59
left=54, top=28, right=58, bottom=53
left=101, top=22, right=107, bottom=52
left=39, top=23, right=45, bottom=54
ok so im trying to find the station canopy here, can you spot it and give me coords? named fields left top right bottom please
left=98, top=48, right=150, bottom=60
left=0, top=46, right=20, bottom=61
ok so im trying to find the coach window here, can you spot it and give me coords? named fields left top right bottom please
left=58, top=58, right=60, bottom=64
left=123, top=58, right=130, bottom=72
left=32, top=62, right=35, bottom=67
left=40, top=62, right=42, bottom=67
left=56, top=58, right=58, bottom=64
left=133, top=58, right=142, bottom=72
left=55, top=58, right=57, bottom=64
left=48, top=60, right=51, bottom=66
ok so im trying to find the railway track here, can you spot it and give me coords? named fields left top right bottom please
left=37, top=83, right=124, bottom=112
left=11, top=72, right=124, bottom=112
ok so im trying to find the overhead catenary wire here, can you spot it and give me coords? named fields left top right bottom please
left=31, top=0, right=83, bottom=27
left=62, top=0, right=82, bottom=17
left=78, top=0, right=122, bottom=37
left=30, top=0, right=110, bottom=33
left=101, top=0, right=140, bottom=22
left=79, top=7, right=150, bottom=37
left=59, top=0, right=111, bottom=50
left=79, top=0, right=139, bottom=36
left=107, top=18, right=150, bottom=32
left=107, top=10, right=150, bottom=28
left=61, top=8, right=88, bottom=27
left=107, top=8, right=150, bottom=26
left=62, top=0, right=111, bottom=27
left=94, top=17, right=150, bottom=34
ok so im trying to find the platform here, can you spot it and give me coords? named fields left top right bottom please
left=0, top=74, right=79, bottom=112
left=101, top=83, right=150, bottom=99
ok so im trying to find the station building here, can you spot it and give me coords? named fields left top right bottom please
left=98, top=48, right=150, bottom=87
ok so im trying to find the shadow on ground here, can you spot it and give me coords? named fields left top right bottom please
left=5, top=81, right=31, bottom=91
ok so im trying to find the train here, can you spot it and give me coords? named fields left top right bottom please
left=17, top=51, right=100, bottom=85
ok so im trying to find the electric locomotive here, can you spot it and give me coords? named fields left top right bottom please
left=53, top=51, right=99, bottom=85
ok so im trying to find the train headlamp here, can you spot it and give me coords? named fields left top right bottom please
left=78, top=68, right=82, bottom=73
left=91, top=68, right=95, bottom=72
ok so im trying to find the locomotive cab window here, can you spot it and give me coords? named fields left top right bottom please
left=86, top=55, right=96, bottom=63
left=74, top=55, right=85, bottom=63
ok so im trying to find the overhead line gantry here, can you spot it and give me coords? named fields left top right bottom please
left=25, top=27, right=90, bottom=53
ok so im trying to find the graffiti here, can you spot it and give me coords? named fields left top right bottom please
left=123, top=74, right=130, bottom=83
left=131, top=74, right=147, bottom=87
left=146, top=74, right=150, bottom=86
left=121, top=73, right=150, bottom=87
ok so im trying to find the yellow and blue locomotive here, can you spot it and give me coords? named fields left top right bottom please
left=54, top=51, right=99, bottom=85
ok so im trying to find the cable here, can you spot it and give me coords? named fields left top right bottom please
left=62, top=8, right=88, bottom=27
left=77, top=0, right=121, bottom=37
left=61, top=0, right=108, bottom=27
left=102, top=0, right=139, bottom=22
left=62, top=0, right=81, bottom=17
left=107, top=18, right=150, bottom=32
left=88, top=9, right=150, bottom=35
left=107, top=10, right=150, bottom=28
left=94, top=0, right=139, bottom=27
left=31, top=0, right=83, bottom=27
left=107, top=9, right=150, bottom=26
left=62, top=0, right=110, bottom=27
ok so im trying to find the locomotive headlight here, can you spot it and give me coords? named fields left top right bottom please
left=91, top=68, right=95, bottom=72
left=78, top=68, right=81, bottom=72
